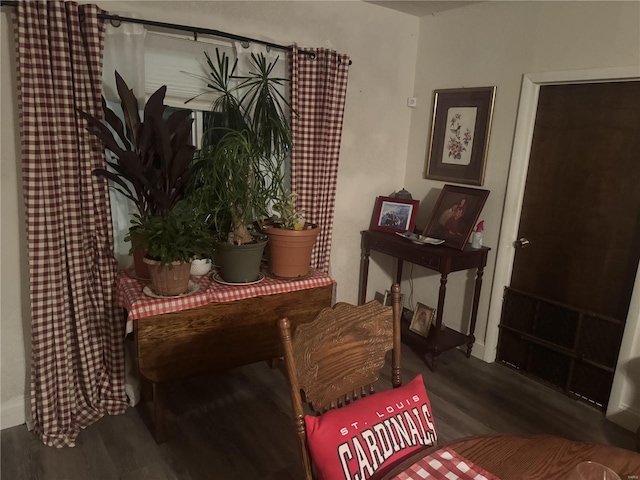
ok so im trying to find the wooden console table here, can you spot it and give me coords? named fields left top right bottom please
left=117, top=270, right=334, bottom=443
left=359, top=229, right=489, bottom=370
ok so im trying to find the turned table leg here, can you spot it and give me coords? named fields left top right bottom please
left=153, top=382, right=167, bottom=444
left=467, top=266, right=484, bottom=358
left=430, top=272, right=449, bottom=371
left=359, top=245, right=371, bottom=306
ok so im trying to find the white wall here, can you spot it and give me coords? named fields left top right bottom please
left=403, top=1, right=640, bottom=431
left=0, top=1, right=419, bottom=427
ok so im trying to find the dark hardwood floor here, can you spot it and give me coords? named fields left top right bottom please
left=2, top=346, right=637, bottom=480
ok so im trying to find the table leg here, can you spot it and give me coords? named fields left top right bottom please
left=140, top=375, right=153, bottom=402
left=467, top=266, right=484, bottom=358
left=153, top=382, right=167, bottom=444
left=395, top=259, right=403, bottom=285
left=431, top=272, right=448, bottom=371
left=359, top=245, right=371, bottom=305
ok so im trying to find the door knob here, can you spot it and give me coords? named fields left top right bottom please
left=514, top=238, right=530, bottom=249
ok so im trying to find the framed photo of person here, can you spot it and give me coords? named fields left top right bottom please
left=422, top=184, right=489, bottom=250
left=424, top=86, right=496, bottom=186
left=409, top=303, right=436, bottom=338
left=371, top=196, right=420, bottom=234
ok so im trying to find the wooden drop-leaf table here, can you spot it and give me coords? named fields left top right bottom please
left=117, top=269, right=334, bottom=443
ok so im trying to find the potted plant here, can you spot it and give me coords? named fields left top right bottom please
left=129, top=205, right=213, bottom=296
left=80, top=71, right=199, bottom=279
left=262, top=193, right=319, bottom=278
left=184, top=50, right=293, bottom=283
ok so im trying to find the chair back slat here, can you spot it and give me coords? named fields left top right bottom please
left=285, top=301, right=393, bottom=411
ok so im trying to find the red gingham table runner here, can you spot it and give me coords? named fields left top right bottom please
left=118, top=269, right=334, bottom=334
left=391, top=447, right=500, bottom=480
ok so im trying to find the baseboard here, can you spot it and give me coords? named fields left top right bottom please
left=606, top=403, right=640, bottom=433
left=1, top=395, right=26, bottom=430
left=470, top=341, right=485, bottom=361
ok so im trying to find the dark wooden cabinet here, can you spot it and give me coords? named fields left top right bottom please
left=497, top=287, right=625, bottom=409
left=359, top=229, right=490, bottom=370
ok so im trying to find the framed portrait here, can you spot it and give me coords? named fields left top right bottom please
left=424, top=86, right=496, bottom=186
left=371, top=196, right=419, bottom=233
left=409, top=303, right=436, bottom=338
left=422, top=184, right=489, bottom=250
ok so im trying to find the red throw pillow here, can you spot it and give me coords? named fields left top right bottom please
left=304, top=374, right=437, bottom=480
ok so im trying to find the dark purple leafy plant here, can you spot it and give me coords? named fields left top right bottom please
left=80, top=71, right=198, bottom=218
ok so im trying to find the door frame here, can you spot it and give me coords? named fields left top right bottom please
left=485, top=66, right=640, bottom=427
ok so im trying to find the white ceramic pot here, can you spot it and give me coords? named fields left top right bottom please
left=190, top=258, right=212, bottom=276
left=470, top=232, right=483, bottom=249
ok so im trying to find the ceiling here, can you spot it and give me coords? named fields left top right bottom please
left=365, top=1, right=480, bottom=17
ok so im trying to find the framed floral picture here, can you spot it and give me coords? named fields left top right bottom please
left=422, top=184, right=489, bottom=250
left=424, top=86, right=496, bottom=186
left=370, top=196, right=419, bottom=233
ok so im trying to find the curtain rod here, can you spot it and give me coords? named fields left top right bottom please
left=103, top=13, right=305, bottom=56
left=0, top=0, right=331, bottom=61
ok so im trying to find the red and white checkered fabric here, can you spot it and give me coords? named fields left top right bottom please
left=289, top=47, right=350, bottom=273
left=118, top=270, right=335, bottom=334
left=391, top=447, right=500, bottom=480
left=14, top=0, right=127, bottom=448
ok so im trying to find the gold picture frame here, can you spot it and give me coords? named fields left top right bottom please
left=409, top=302, right=436, bottom=338
left=424, top=86, right=496, bottom=186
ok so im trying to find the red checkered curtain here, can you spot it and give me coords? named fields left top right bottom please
left=290, top=47, right=350, bottom=273
left=13, top=0, right=128, bottom=447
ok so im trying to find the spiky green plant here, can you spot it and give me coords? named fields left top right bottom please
left=184, top=49, right=293, bottom=244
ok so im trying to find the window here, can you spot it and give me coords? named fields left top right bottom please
left=104, top=29, right=291, bottom=268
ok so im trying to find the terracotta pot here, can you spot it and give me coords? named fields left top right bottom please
left=264, top=225, right=319, bottom=278
left=143, top=258, right=191, bottom=296
left=130, top=230, right=150, bottom=279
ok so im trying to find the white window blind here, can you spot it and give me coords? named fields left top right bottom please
left=144, top=32, right=234, bottom=111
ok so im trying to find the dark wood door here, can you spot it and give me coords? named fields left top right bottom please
left=497, top=81, right=640, bottom=408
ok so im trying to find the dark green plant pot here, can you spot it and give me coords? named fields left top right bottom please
left=216, top=236, right=267, bottom=283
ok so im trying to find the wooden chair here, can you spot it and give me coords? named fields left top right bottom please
left=278, top=283, right=402, bottom=480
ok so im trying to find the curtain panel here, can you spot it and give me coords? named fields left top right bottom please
left=289, top=47, right=350, bottom=273
left=14, top=0, right=128, bottom=447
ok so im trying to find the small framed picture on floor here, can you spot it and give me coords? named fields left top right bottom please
left=409, top=303, right=436, bottom=337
